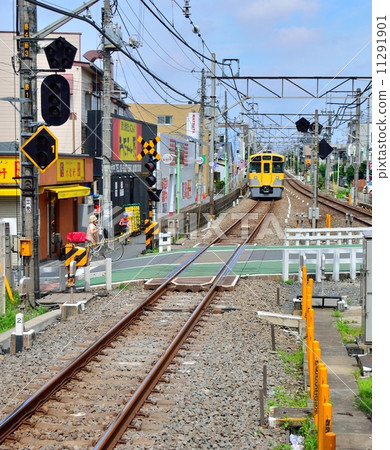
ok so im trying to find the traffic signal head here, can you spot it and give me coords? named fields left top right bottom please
left=41, top=74, right=70, bottom=126
left=20, top=126, right=58, bottom=172
left=44, top=37, right=77, bottom=70
left=295, top=117, right=310, bottom=133
left=147, top=188, right=162, bottom=202
left=145, top=158, right=157, bottom=186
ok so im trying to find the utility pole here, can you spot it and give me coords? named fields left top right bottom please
left=224, top=91, right=228, bottom=195
left=354, top=88, right=361, bottom=206
left=102, top=0, right=113, bottom=236
left=198, top=68, right=206, bottom=202
left=312, top=109, right=319, bottom=228
left=18, top=0, right=39, bottom=304
left=208, top=53, right=216, bottom=217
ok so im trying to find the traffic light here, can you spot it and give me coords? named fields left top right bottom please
left=295, top=117, right=310, bottom=133
left=44, top=37, right=77, bottom=70
left=145, top=157, right=161, bottom=201
left=20, top=125, right=58, bottom=172
left=41, top=74, right=70, bottom=126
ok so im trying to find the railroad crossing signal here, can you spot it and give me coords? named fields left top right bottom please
left=20, top=125, right=58, bottom=172
left=137, top=135, right=161, bottom=160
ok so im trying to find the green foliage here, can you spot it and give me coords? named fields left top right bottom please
left=346, top=165, right=355, bottom=183
left=299, top=419, right=318, bottom=450
left=284, top=279, right=293, bottom=285
left=336, top=318, right=361, bottom=344
left=332, top=309, right=342, bottom=318
left=267, top=386, right=307, bottom=408
left=319, top=162, right=326, bottom=177
left=215, top=180, right=225, bottom=190
left=278, top=348, right=304, bottom=376
left=336, top=188, right=348, bottom=199
left=0, top=291, right=49, bottom=334
left=273, top=445, right=291, bottom=450
left=354, top=372, right=372, bottom=417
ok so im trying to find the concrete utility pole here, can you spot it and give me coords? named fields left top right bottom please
left=208, top=53, right=216, bottom=217
left=354, top=88, right=361, bottom=206
left=312, top=109, right=319, bottom=228
left=102, top=0, right=113, bottom=235
left=18, top=0, right=39, bottom=304
left=198, top=68, right=206, bottom=202
left=224, top=91, right=228, bottom=195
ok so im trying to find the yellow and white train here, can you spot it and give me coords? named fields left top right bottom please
left=248, top=152, right=285, bottom=199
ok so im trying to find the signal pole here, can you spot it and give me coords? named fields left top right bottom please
left=18, top=0, right=39, bottom=304
left=102, top=0, right=113, bottom=236
left=208, top=53, right=216, bottom=217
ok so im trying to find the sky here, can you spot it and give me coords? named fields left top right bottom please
left=0, top=0, right=374, bottom=150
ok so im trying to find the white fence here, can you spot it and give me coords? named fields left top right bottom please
left=284, top=227, right=371, bottom=246
left=282, top=246, right=363, bottom=282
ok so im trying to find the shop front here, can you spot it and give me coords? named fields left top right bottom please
left=39, top=155, right=93, bottom=260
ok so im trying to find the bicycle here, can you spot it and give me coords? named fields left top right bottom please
left=87, top=228, right=125, bottom=262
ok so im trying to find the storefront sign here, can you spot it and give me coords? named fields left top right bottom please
left=0, top=156, right=20, bottom=185
left=57, top=158, right=85, bottom=182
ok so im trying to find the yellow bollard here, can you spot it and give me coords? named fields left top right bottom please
left=318, top=385, right=330, bottom=450
left=325, top=431, right=336, bottom=449
left=302, top=266, right=307, bottom=319
left=326, top=214, right=331, bottom=228
left=306, top=327, right=314, bottom=399
left=313, top=343, right=321, bottom=425
left=307, top=278, right=313, bottom=310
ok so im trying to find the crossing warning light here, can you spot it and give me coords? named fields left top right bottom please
left=20, top=125, right=58, bottom=172
left=44, top=37, right=77, bottom=70
left=41, top=74, right=70, bottom=126
left=145, top=156, right=161, bottom=202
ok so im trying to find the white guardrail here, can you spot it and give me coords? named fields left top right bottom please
left=282, top=246, right=363, bottom=282
left=284, top=227, right=371, bottom=246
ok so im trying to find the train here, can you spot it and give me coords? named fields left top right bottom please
left=248, top=152, right=285, bottom=199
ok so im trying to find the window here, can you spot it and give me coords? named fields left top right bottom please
left=273, top=162, right=284, bottom=173
left=263, top=163, right=270, bottom=173
left=157, top=115, right=173, bottom=125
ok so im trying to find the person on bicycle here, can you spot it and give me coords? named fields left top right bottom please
left=86, top=214, right=99, bottom=244
left=119, top=212, right=130, bottom=235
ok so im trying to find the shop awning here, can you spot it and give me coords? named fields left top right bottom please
left=0, top=188, right=21, bottom=196
left=41, top=185, right=90, bottom=199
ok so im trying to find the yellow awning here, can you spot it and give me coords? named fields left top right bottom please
left=0, top=188, right=21, bottom=196
left=41, top=185, right=91, bottom=199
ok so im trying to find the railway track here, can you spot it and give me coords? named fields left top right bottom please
left=0, top=201, right=275, bottom=448
left=285, top=175, right=372, bottom=226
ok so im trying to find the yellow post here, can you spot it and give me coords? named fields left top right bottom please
left=325, top=432, right=336, bottom=449
left=306, top=327, right=314, bottom=399
left=313, top=343, right=322, bottom=425
left=323, top=403, right=334, bottom=450
left=302, top=266, right=307, bottom=319
left=326, top=214, right=331, bottom=228
left=307, top=277, right=313, bottom=310
left=318, top=384, right=330, bottom=450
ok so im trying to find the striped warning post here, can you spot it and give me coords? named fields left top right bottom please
left=144, top=219, right=159, bottom=250
left=65, top=244, right=90, bottom=267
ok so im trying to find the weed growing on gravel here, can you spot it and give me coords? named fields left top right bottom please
left=0, top=292, right=49, bottom=334
left=336, top=318, right=361, bottom=343
left=267, top=386, right=307, bottom=408
left=277, top=348, right=304, bottom=377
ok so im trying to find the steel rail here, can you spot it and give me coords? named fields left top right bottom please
left=0, top=201, right=270, bottom=445
left=94, top=201, right=275, bottom=449
left=285, top=176, right=372, bottom=225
